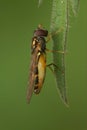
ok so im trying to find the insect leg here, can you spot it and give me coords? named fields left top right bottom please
left=47, top=63, right=64, bottom=74
left=46, top=48, right=67, bottom=54
left=45, top=28, right=66, bottom=54
left=46, top=28, right=64, bottom=43
left=47, top=64, right=54, bottom=74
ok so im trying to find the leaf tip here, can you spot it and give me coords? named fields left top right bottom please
left=38, top=0, right=43, bottom=8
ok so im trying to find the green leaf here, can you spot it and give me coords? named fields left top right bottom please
left=50, top=0, right=69, bottom=106
left=70, top=0, right=79, bottom=15
left=37, top=0, right=79, bottom=106
left=50, top=0, right=79, bottom=106
left=38, top=0, right=43, bottom=7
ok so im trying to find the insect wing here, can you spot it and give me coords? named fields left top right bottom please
left=27, top=48, right=39, bottom=103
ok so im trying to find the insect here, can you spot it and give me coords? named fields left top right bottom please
left=26, top=25, right=63, bottom=103
left=27, top=25, right=48, bottom=103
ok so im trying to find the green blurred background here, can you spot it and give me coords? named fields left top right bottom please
left=0, top=0, right=87, bottom=130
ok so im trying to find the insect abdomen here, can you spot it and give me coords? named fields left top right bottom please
left=34, top=53, right=46, bottom=94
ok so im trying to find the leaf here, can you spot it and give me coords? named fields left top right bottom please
left=50, top=0, right=69, bottom=106
left=37, top=0, right=79, bottom=106
left=70, top=0, right=79, bottom=15
left=38, top=0, right=43, bottom=7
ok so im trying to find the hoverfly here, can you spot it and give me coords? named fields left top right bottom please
left=27, top=25, right=48, bottom=103
left=26, top=25, right=63, bottom=103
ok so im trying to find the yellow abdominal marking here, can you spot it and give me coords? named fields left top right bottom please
left=38, top=53, right=46, bottom=89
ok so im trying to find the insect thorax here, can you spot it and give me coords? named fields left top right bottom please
left=32, top=36, right=46, bottom=53
left=31, top=26, right=48, bottom=53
